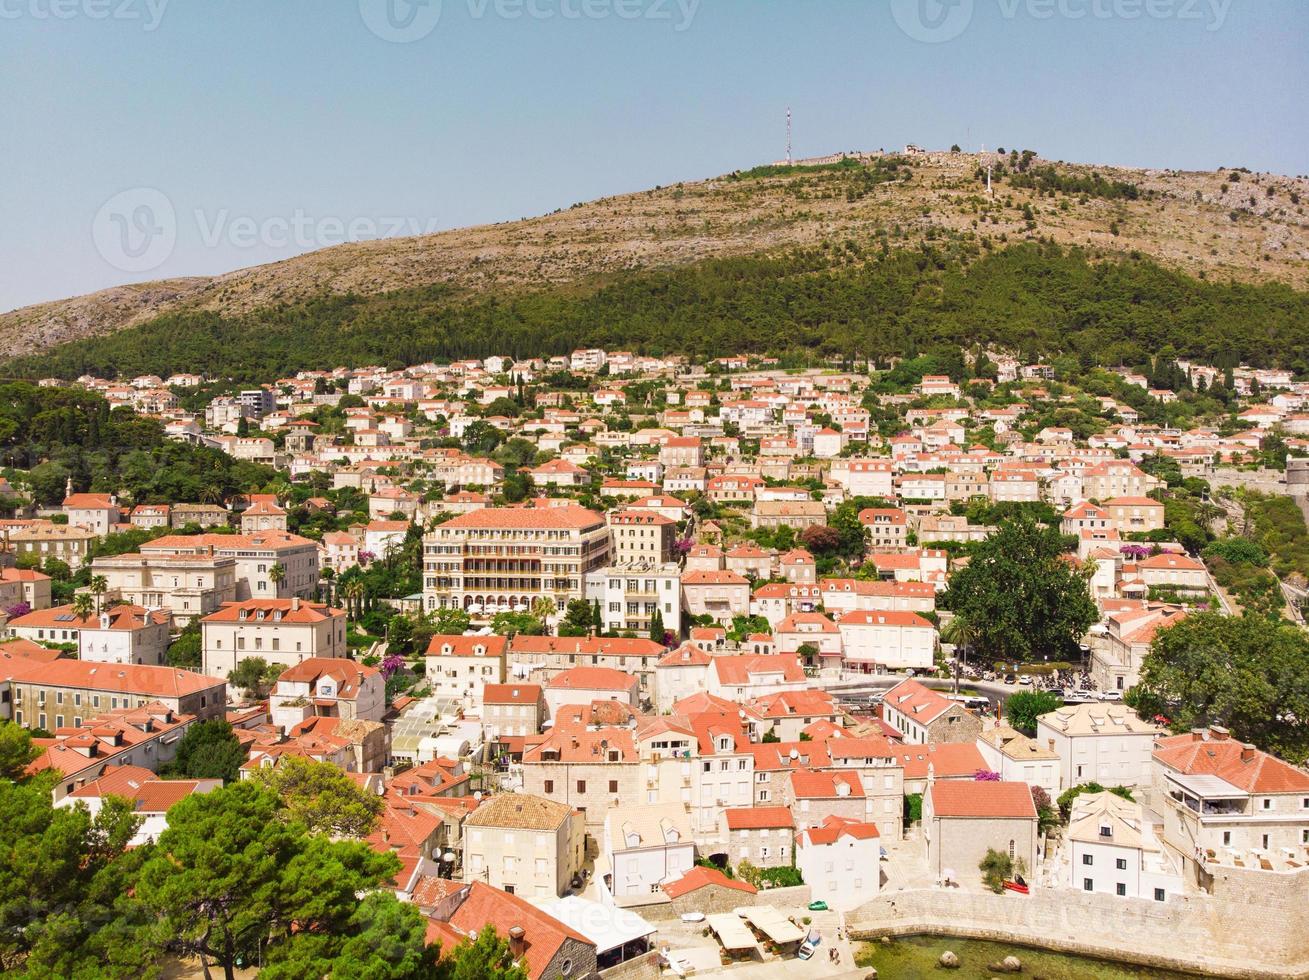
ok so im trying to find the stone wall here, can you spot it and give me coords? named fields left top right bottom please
left=598, top=950, right=660, bottom=980
left=752, top=883, right=811, bottom=909
left=1211, top=467, right=1289, bottom=495
left=846, top=881, right=1309, bottom=979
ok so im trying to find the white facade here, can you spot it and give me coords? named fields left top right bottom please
left=585, top=562, right=682, bottom=637
left=603, top=805, right=695, bottom=899
left=1065, top=792, right=1183, bottom=903
left=795, top=819, right=882, bottom=911
left=1037, top=705, right=1163, bottom=791
left=837, top=611, right=936, bottom=671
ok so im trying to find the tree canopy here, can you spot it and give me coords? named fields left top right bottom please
left=249, top=756, right=384, bottom=838
left=1130, top=611, right=1309, bottom=763
left=942, top=518, right=1097, bottom=663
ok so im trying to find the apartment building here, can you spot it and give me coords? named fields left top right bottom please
left=76, top=605, right=171, bottom=666
left=423, top=634, right=508, bottom=706
left=795, top=816, right=882, bottom=911
left=6, top=603, right=167, bottom=667
left=521, top=727, right=641, bottom=830
left=0, top=567, right=52, bottom=611
left=976, top=724, right=1061, bottom=799
left=269, top=657, right=386, bottom=733
left=8, top=523, right=99, bottom=571
left=1152, top=727, right=1309, bottom=879
left=543, top=666, right=640, bottom=718
left=4, top=659, right=224, bottom=729
left=26, top=704, right=201, bottom=803
left=481, top=683, right=545, bottom=742
left=680, top=569, right=750, bottom=624
left=859, top=508, right=909, bottom=550
left=837, top=610, right=937, bottom=672
left=200, top=597, right=348, bottom=679
left=720, top=805, right=795, bottom=870
left=61, top=492, right=121, bottom=536
left=1037, top=702, right=1165, bottom=790
left=422, top=505, right=611, bottom=616
left=1066, top=791, right=1183, bottom=903
left=607, top=510, right=676, bottom=564
left=585, top=561, right=681, bottom=637
left=882, top=679, right=982, bottom=744
left=91, top=550, right=238, bottom=623
left=139, top=531, right=319, bottom=600
left=604, top=803, right=695, bottom=899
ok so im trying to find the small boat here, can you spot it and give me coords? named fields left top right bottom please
left=1002, top=879, right=1029, bottom=895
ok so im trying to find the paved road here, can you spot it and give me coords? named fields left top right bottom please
left=821, top=673, right=1023, bottom=709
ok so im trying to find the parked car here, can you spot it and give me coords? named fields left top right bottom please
left=1099, top=690, right=1123, bottom=702
left=807, top=900, right=829, bottom=911
left=1018, top=675, right=1034, bottom=686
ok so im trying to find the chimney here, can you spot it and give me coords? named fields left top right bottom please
left=1208, top=725, right=1230, bottom=741
left=1240, top=744, right=1256, bottom=763
left=507, top=926, right=526, bottom=958
left=291, top=596, right=300, bottom=612
left=1047, top=739, right=1056, bottom=752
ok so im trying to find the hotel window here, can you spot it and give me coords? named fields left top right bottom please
left=1116, top=858, right=1127, bottom=870
left=1083, top=879, right=1093, bottom=891
left=1116, top=883, right=1126, bottom=896
left=1082, top=854, right=1093, bottom=866
left=1154, top=888, right=1166, bottom=902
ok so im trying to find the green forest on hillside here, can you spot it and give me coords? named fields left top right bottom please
left=8, top=242, right=1309, bottom=384
left=0, top=383, right=275, bottom=505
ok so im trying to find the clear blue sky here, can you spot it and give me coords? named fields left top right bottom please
left=2, top=0, right=1305, bottom=314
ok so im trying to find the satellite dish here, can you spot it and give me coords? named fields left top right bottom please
left=442, top=851, right=456, bottom=863
left=789, top=748, right=799, bottom=760
left=474, top=791, right=483, bottom=802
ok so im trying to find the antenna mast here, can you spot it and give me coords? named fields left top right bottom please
left=982, top=143, right=993, bottom=196
left=786, top=107, right=792, bottom=166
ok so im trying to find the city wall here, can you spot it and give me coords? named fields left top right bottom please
left=847, top=870, right=1309, bottom=978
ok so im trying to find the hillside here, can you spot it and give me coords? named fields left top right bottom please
left=3, top=151, right=1307, bottom=364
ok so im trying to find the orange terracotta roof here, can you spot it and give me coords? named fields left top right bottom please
left=928, top=780, right=1037, bottom=819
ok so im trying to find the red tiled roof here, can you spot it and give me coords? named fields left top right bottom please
left=546, top=666, right=638, bottom=692
left=1153, top=731, right=1309, bottom=794
left=724, top=806, right=794, bottom=830
left=201, top=599, right=344, bottom=624
left=482, top=683, right=542, bottom=705
left=425, top=635, right=509, bottom=657
left=800, top=814, right=880, bottom=845
left=440, top=881, right=592, bottom=980
left=896, top=743, right=987, bottom=779
left=662, top=866, right=757, bottom=899
left=928, top=780, right=1037, bottom=819
left=789, top=768, right=865, bottom=799
left=439, top=505, right=604, bottom=530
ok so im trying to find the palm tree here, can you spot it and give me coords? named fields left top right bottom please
left=941, top=614, right=979, bottom=693
left=530, top=596, right=557, bottom=624
left=268, top=563, right=286, bottom=594
left=343, top=580, right=366, bottom=622
left=72, top=593, right=95, bottom=623
left=89, top=575, right=108, bottom=614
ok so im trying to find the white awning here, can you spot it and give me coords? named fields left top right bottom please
left=531, top=897, right=655, bottom=955
left=741, top=907, right=804, bottom=944
left=707, top=913, right=758, bottom=951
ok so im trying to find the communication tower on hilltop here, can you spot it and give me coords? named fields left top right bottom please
left=786, top=107, right=792, bottom=166
left=981, top=144, right=994, bottom=196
